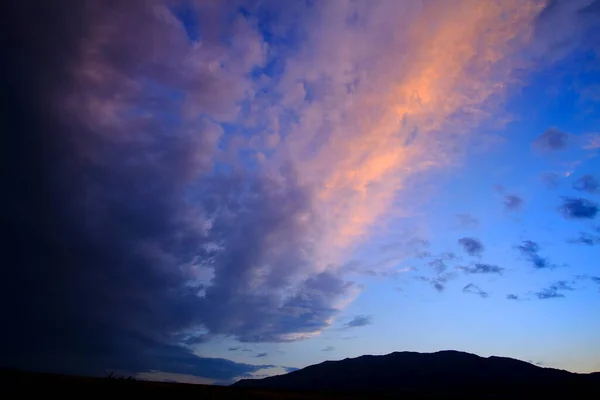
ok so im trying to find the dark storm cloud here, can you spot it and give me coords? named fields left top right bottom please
left=535, top=281, right=574, bottom=300
left=506, top=294, right=519, bottom=300
left=504, top=194, right=524, bottom=211
left=559, top=197, right=599, bottom=219
left=515, top=240, right=554, bottom=269
left=458, top=237, right=484, bottom=257
left=345, top=315, right=372, bottom=328
left=0, top=0, right=354, bottom=379
left=463, top=284, right=488, bottom=298
left=573, top=175, right=600, bottom=194
left=532, top=127, right=569, bottom=151
left=460, top=263, right=504, bottom=275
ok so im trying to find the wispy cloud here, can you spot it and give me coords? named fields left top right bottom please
left=506, top=294, right=520, bottom=300
left=540, top=172, right=560, bottom=188
left=515, top=240, right=554, bottom=269
left=458, top=237, right=484, bottom=257
left=567, top=231, right=600, bottom=246
left=321, top=346, right=335, bottom=352
left=344, top=315, right=372, bottom=329
left=456, top=213, right=479, bottom=229
left=460, top=263, right=504, bottom=275
left=504, top=194, right=524, bottom=212
left=572, top=175, right=600, bottom=194
left=254, top=353, right=268, bottom=358
left=532, top=127, right=570, bottom=151
left=463, top=283, right=489, bottom=298
left=559, top=197, right=599, bottom=219
left=535, top=281, right=574, bottom=300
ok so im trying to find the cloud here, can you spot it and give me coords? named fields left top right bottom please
left=416, top=272, right=456, bottom=293
left=321, top=346, right=335, bottom=352
left=535, top=281, right=574, bottom=300
left=559, top=197, right=599, bottom=219
left=541, top=172, right=560, bottom=188
left=504, top=194, right=524, bottom=211
left=463, top=284, right=489, bottom=298
left=456, top=213, right=479, bottom=228
left=428, top=259, right=448, bottom=274
left=460, top=263, right=504, bottom=275
left=254, top=353, right=268, bottom=358
left=506, top=294, right=520, bottom=300
left=228, top=347, right=240, bottom=352
left=344, top=315, right=372, bottom=328
left=532, top=127, right=570, bottom=151
left=567, top=231, right=600, bottom=245
left=458, top=237, right=484, bottom=257
left=515, top=240, right=554, bottom=269
left=3, top=0, right=585, bottom=380
left=573, top=175, right=600, bottom=194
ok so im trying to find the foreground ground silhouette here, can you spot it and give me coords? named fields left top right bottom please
left=4, top=351, right=600, bottom=398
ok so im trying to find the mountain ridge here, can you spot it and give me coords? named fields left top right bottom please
left=232, top=350, right=600, bottom=396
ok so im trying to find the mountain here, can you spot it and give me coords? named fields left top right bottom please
left=232, top=350, right=600, bottom=397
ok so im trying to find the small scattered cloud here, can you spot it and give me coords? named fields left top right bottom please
left=535, top=281, right=574, bottom=300
left=506, top=294, right=519, bottom=300
left=458, top=237, right=484, bottom=257
left=440, top=251, right=458, bottom=261
left=344, top=315, right=372, bottom=328
left=416, top=273, right=456, bottom=293
left=567, top=232, right=600, bottom=246
left=504, top=194, right=524, bottom=211
left=573, top=175, right=599, bottom=194
left=254, top=353, right=268, bottom=358
left=416, top=250, right=433, bottom=259
left=456, top=213, right=479, bottom=229
left=321, top=346, right=335, bottom=352
left=428, top=259, right=447, bottom=274
left=460, top=263, right=504, bottom=275
left=532, top=127, right=570, bottom=151
left=515, top=240, right=554, bottom=269
left=228, top=347, right=240, bottom=351
left=559, top=197, right=599, bottom=219
left=540, top=172, right=560, bottom=188
left=463, top=283, right=489, bottom=298
left=585, top=133, right=600, bottom=150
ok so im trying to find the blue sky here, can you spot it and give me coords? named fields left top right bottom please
left=3, top=0, right=600, bottom=385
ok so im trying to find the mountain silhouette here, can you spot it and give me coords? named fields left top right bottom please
left=232, top=350, right=600, bottom=396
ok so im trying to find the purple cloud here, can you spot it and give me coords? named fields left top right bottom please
left=535, top=281, right=574, bottom=300
left=515, top=240, right=555, bottom=269
left=504, top=194, right=524, bottom=211
left=463, top=284, right=489, bottom=298
left=559, top=197, right=599, bottom=219
left=344, top=315, right=372, bottom=328
left=573, top=175, right=600, bottom=194
left=532, top=127, right=570, bottom=151
left=458, top=237, right=484, bottom=257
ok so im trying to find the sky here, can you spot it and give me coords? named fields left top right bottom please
left=2, top=0, right=600, bottom=386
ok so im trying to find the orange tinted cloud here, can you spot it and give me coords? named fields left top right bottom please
left=267, top=0, right=544, bottom=269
